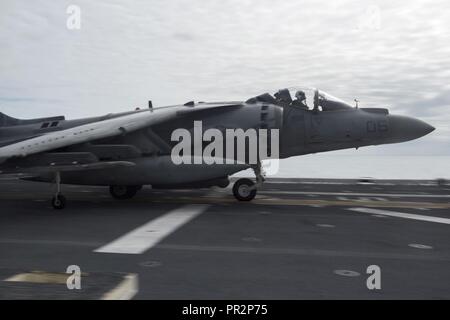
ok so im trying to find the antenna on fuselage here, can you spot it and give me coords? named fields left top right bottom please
left=354, top=99, right=359, bottom=109
left=148, top=100, right=153, bottom=112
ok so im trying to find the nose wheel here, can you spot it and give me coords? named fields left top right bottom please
left=232, top=160, right=265, bottom=202
left=232, top=178, right=257, bottom=201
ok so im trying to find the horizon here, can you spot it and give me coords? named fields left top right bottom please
left=1, top=0, right=449, bottom=156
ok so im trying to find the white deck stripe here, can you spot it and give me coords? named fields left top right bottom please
left=260, top=191, right=450, bottom=198
left=348, top=207, right=450, bottom=225
left=95, top=204, right=209, bottom=254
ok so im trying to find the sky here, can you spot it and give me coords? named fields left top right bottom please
left=0, top=0, right=449, bottom=156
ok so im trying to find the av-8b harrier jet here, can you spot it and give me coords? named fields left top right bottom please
left=0, top=87, right=434, bottom=209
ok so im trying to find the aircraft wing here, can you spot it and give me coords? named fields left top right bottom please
left=0, top=109, right=173, bottom=164
left=0, top=102, right=244, bottom=164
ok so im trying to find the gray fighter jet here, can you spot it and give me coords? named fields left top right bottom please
left=0, top=87, right=434, bottom=209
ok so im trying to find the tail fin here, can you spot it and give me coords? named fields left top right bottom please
left=0, top=112, right=65, bottom=127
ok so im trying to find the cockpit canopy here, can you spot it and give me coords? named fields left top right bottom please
left=246, top=87, right=354, bottom=112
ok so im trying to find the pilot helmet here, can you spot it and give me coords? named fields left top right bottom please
left=295, top=90, right=306, bottom=100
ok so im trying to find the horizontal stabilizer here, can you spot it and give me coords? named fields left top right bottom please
left=0, top=112, right=65, bottom=127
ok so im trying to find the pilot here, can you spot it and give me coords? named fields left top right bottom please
left=291, top=90, right=308, bottom=109
left=274, top=89, right=292, bottom=106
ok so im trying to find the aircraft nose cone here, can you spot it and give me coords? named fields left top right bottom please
left=388, top=115, right=435, bottom=142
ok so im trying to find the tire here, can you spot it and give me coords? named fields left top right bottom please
left=232, top=178, right=257, bottom=201
left=110, top=185, right=140, bottom=200
left=51, top=194, right=66, bottom=210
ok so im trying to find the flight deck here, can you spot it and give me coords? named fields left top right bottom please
left=0, top=178, right=449, bottom=299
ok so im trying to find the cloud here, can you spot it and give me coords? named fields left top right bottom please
left=0, top=0, right=449, bottom=154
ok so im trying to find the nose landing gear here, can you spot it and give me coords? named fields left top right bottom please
left=232, top=178, right=256, bottom=201
left=232, top=160, right=265, bottom=202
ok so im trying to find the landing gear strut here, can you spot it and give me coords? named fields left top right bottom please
left=51, top=171, right=66, bottom=210
left=109, top=185, right=141, bottom=200
left=232, top=160, right=266, bottom=202
left=252, top=159, right=266, bottom=188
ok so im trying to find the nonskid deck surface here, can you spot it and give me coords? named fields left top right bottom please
left=0, top=179, right=449, bottom=299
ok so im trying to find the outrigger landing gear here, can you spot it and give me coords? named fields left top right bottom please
left=232, top=160, right=266, bottom=202
left=109, top=185, right=141, bottom=200
left=51, top=171, right=66, bottom=210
